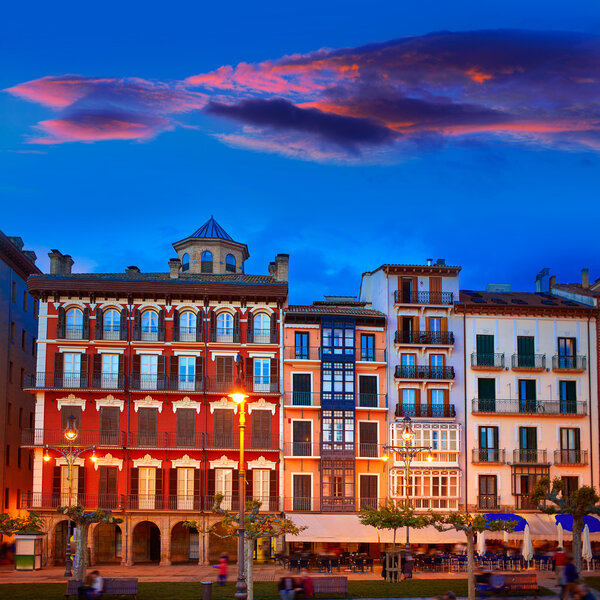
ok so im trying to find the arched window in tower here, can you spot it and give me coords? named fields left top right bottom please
left=201, top=251, right=213, bottom=273
left=181, top=253, right=190, bottom=272
left=103, top=308, right=121, bottom=340
left=216, top=312, right=234, bottom=342
left=141, top=310, right=159, bottom=341
left=226, top=254, right=236, bottom=273
left=66, top=307, right=83, bottom=339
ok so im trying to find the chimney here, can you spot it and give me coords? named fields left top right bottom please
left=126, top=265, right=141, bottom=275
left=273, top=254, right=289, bottom=282
left=426, top=258, right=433, bottom=266
left=168, top=258, right=181, bottom=279
left=8, top=236, right=24, bottom=250
left=268, top=261, right=277, bottom=278
left=535, top=268, right=550, bottom=293
left=436, top=258, right=446, bottom=266
left=22, top=250, right=37, bottom=264
left=549, top=275, right=556, bottom=288
left=48, top=249, right=74, bottom=275
left=582, top=268, right=589, bottom=289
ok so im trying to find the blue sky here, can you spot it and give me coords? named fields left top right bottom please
left=1, top=0, right=599, bottom=303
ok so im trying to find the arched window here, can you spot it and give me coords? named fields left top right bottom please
left=181, top=253, right=190, bottom=272
left=254, top=313, right=271, bottom=343
left=141, top=310, right=158, bottom=341
left=66, top=308, right=83, bottom=339
left=201, top=251, right=213, bottom=273
left=216, top=312, right=233, bottom=342
left=104, top=308, right=121, bottom=340
left=226, top=254, right=236, bottom=273
left=180, top=311, right=197, bottom=341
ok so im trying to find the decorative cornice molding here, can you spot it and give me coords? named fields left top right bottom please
left=132, top=454, right=162, bottom=468
left=209, top=455, right=239, bottom=469
left=247, top=398, right=276, bottom=415
left=134, top=396, right=163, bottom=413
left=247, top=456, right=276, bottom=470
left=95, top=395, right=125, bottom=412
left=172, top=397, right=201, bottom=414
left=55, top=457, right=85, bottom=467
left=210, top=397, right=237, bottom=414
left=93, top=453, right=123, bottom=471
left=170, top=454, right=202, bottom=469
left=56, top=394, right=86, bottom=411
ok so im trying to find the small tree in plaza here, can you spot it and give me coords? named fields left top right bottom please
left=429, top=512, right=515, bottom=600
left=58, top=505, right=122, bottom=581
left=531, top=476, right=600, bottom=572
left=0, top=511, right=44, bottom=538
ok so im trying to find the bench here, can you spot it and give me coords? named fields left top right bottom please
left=478, top=573, right=538, bottom=600
left=312, top=576, right=348, bottom=598
left=65, top=578, right=139, bottom=600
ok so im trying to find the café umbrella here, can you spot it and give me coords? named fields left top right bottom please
left=522, top=524, right=533, bottom=564
left=477, top=530, right=486, bottom=556
left=557, top=522, right=564, bottom=548
left=582, top=524, right=592, bottom=567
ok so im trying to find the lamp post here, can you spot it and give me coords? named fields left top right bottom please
left=43, top=415, right=97, bottom=577
left=229, top=386, right=248, bottom=600
left=385, top=416, right=433, bottom=550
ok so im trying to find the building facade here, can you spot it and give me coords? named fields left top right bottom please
left=0, top=232, right=40, bottom=522
left=22, top=218, right=288, bottom=566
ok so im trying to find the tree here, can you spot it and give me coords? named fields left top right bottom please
left=359, top=500, right=429, bottom=553
left=429, top=512, right=515, bottom=600
left=58, top=505, right=122, bottom=581
left=185, top=494, right=304, bottom=600
left=531, top=477, right=600, bottom=572
left=0, top=512, right=44, bottom=537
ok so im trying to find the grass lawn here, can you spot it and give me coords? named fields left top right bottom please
left=585, top=577, right=600, bottom=591
left=0, top=580, right=554, bottom=599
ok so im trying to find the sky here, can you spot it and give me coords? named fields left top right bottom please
left=1, top=0, right=600, bottom=304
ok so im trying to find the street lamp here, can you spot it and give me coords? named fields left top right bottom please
left=385, top=417, right=433, bottom=550
left=229, top=384, right=248, bottom=600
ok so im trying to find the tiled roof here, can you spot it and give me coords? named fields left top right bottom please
left=458, top=290, right=592, bottom=309
left=190, top=216, right=233, bottom=241
left=286, top=304, right=385, bottom=317
left=552, top=284, right=600, bottom=298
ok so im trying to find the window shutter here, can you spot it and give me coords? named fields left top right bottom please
left=196, top=309, right=204, bottom=342
left=57, top=307, right=66, bottom=339
left=209, top=312, right=216, bottom=342
left=99, top=466, right=108, bottom=495
left=232, top=469, right=239, bottom=508
left=270, top=358, right=278, bottom=393
left=130, top=467, right=139, bottom=509
left=78, top=465, right=86, bottom=499
left=61, top=406, right=82, bottom=430
left=158, top=309, right=165, bottom=341
left=247, top=312, right=254, bottom=343
left=52, top=466, right=61, bottom=500
left=93, top=354, right=102, bottom=387
left=245, top=357, right=253, bottom=390
left=170, top=355, right=178, bottom=389
left=270, top=469, right=277, bottom=508
left=95, top=309, right=104, bottom=340
left=132, top=354, right=141, bottom=389
left=194, top=468, right=201, bottom=510
left=176, top=408, right=195, bottom=446
left=252, top=411, right=271, bottom=448
left=172, top=309, right=179, bottom=342
left=156, top=468, right=164, bottom=509
left=233, top=311, right=240, bottom=342
left=80, top=353, right=89, bottom=386
left=157, top=355, right=165, bottom=389
left=169, top=468, right=177, bottom=504
left=270, top=313, right=277, bottom=343
left=118, top=354, right=124, bottom=385
left=207, top=469, right=215, bottom=500
left=133, top=309, right=141, bottom=341
left=54, top=352, right=64, bottom=386
left=195, top=356, right=204, bottom=391
left=120, top=308, right=128, bottom=340
left=82, top=307, right=90, bottom=339
left=247, top=469, right=253, bottom=500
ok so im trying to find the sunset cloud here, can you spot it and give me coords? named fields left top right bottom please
left=6, top=29, right=600, bottom=160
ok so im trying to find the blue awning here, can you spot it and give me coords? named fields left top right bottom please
left=555, top=515, right=600, bottom=533
left=485, top=513, right=527, bottom=532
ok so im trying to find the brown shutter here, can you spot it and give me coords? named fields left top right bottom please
left=245, top=357, right=253, bottom=390
left=80, top=353, right=89, bottom=386
left=247, top=312, right=254, bottom=343
left=195, top=356, right=204, bottom=391
left=430, top=276, right=442, bottom=293
left=196, top=309, right=204, bottom=342
left=170, top=355, right=178, bottom=390
left=215, top=356, right=224, bottom=382
left=270, top=469, right=277, bottom=508
left=158, top=309, right=165, bottom=341
left=157, top=355, right=165, bottom=389
left=132, top=354, right=141, bottom=388
left=176, top=409, right=195, bottom=446
left=95, top=308, right=104, bottom=340
left=209, top=311, right=216, bottom=342
left=133, top=308, right=141, bottom=340
left=78, top=466, right=86, bottom=500
left=252, top=411, right=271, bottom=448
left=247, top=469, right=253, bottom=501
left=93, top=354, right=102, bottom=387
left=441, top=317, right=448, bottom=332
left=270, top=312, right=277, bottom=343
left=155, top=468, right=164, bottom=509
left=54, top=352, right=64, bottom=386
left=118, top=354, right=124, bottom=386
left=130, top=467, right=139, bottom=509
left=233, top=311, right=240, bottom=342
left=52, top=465, right=61, bottom=505
left=232, top=469, right=239, bottom=508
left=100, top=407, right=119, bottom=445
left=119, top=308, right=128, bottom=340
left=57, top=307, right=66, bottom=339
left=82, top=307, right=90, bottom=339
left=270, top=358, right=278, bottom=393
left=207, top=469, right=215, bottom=499
left=194, top=468, right=201, bottom=510
left=169, top=468, right=177, bottom=505
left=139, top=408, right=158, bottom=445
left=172, top=309, right=179, bottom=342
left=61, top=406, right=82, bottom=430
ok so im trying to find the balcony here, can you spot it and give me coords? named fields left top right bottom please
left=395, top=403, right=456, bottom=418
left=472, top=398, right=587, bottom=415
left=102, top=326, right=122, bottom=341
left=554, top=449, right=588, bottom=465
left=394, top=365, right=455, bottom=380
left=248, top=328, right=277, bottom=344
left=284, top=346, right=320, bottom=361
left=126, top=431, right=204, bottom=449
left=65, top=325, right=84, bottom=340
left=552, top=355, right=587, bottom=371
left=140, top=327, right=159, bottom=342
left=472, top=448, right=506, bottom=464
left=284, top=391, right=320, bottom=407
left=511, top=354, right=546, bottom=371
left=357, top=443, right=383, bottom=458
left=282, top=497, right=389, bottom=512
left=471, top=353, right=505, bottom=369
left=357, top=393, right=387, bottom=409
left=356, top=348, right=386, bottom=362
left=20, top=493, right=125, bottom=510
left=512, top=449, right=548, bottom=464
left=283, top=442, right=320, bottom=457
left=22, top=428, right=125, bottom=447
left=205, top=434, right=279, bottom=451
left=394, top=330, right=455, bottom=346
left=393, top=290, right=454, bottom=305
left=210, top=327, right=241, bottom=344
left=478, top=495, right=500, bottom=510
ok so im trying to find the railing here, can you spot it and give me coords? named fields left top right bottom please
left=65, top=325, right=84, bottom=340
left=394, top=365, right=455, bottom=379
left=511, top=354, right=546, bottom=369
left=395, top=403, right=456, bottom=418
left=552, top=355, right=587, bottom=370
left=251, top=328, right=274, bottom=344
left=393, top=290, right=454, bottom=305
left=554, top=449, right=588, bottom=465
left=102, top=326, right=122, bottom=341
left=284, top=346, right=320, bottom=360
left=205, top=434, right=279, bottom=450
left=513, top=449, right=548, bottom=464
left=178, top=326, right=199, bottom=342
left=284, top=391, right=319, bottom=407
left=167, top=375, right=207, bottom=392
left=127, top=431, right=203, bottom=449
left=391, top=497, right=460, bottom=510
left=212, top=327, right=241, bottom=343
left=394, top=331, right=455, bottom=345
left=20, top=492, right=125, bottom=510
left=478, top=495, right=500, bottom=510
left=472, top=398, right=587, bottom=415
left=357, top=393, right=387, bottom=408
left=472, top=448, right=506, bottom=464
left=357, top=443, right=382, bottom=458
left=356, top=348, right=386, bottom=362
left=140, top=327, right=158, bottom=341
left=515, top=495, right=538, bottom=510
left=471, top=353, right=505, bottom=368
left=22, top=429, right=125, bottom=447
left=282, top=497, right=390, bottom=512
left=283, top=442, right=320, bottom=457
left=129, top=375, right=168, bottom=391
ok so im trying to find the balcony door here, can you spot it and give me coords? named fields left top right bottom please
left=215, top=469, right=233, bottom=510
left=215, top=356, right=234, bottom=391
left=253, top=358, right=270, bottom=393
left=559, top=380, right=577, bottom=414
left=517, top=336, right=535, bottom=368
left=557, top=337, right=576, bottom=368
left=139, top=467, right=156, bottom=510
left=478, top=475, right=497, bottom=509
left=518, top=379, right=537, bottom=413
left=358, top=375, right=377, bottom=407
left=401, top=278, right=413, bottom=303
left=476, top=335, right=494, bottom=366
left=295, top=332, right=309, bottom=359
left=292, top=421, right=311, bottom=456
left=429, top=318, right=442, bottom=343
left=138, top=408, right=158, bottom=446
left=292, top=373, right=311, bottom=406
left=177, top=467, right=194, bottom=510
left=359, top=422, right=378, bottom=457
left=140, top=355, right=158, bottom=390
left=252, top=469, right=270, bottom=507
left=100, top=406, right=120, bottom=445
left=176, top=408, right=196, bottom=447
left=560, top=428, right=580, bottom=464
left=101, top=354, right=119, bottom=388
left=479, top=426, right=499, bottom=462
left=293, top=474, right=311, bottom=511
left=63, top=352, right=81, bottom=388
left=178, top=357, right=195, bottom=391
left=251, top=410, right=271, bottom=449
left=519, top=427, right=537, bottom=462
left=214, top=410, right=233, bottom=448
left=98, top=466, right=118, bottom=509
left=477, top=378, right=496, bottom=412
left=359, top=474, right=378, bottom=509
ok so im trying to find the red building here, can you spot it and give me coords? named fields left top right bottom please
left=22, top=218, right=288, bottom=566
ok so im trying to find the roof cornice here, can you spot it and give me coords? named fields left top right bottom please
left=0, top=232, right=41, bottom=280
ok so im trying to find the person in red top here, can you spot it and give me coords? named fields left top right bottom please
left=295, top=569, right=314, bottom=599
left=217, top=553, right=229, bottom=586
left=553, top=546, right=568, bottom=591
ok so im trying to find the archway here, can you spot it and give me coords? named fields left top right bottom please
left=132, top=521, right=161, bottom=563
left=93, top=523, right=122, bottom=564
left=208, top=521, right=237, bottom=563
left=171, top=522, right=199, bottom=563
left=53, top=520, right=70, bottom=566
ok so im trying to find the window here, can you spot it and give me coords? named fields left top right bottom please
left=476, top=334, right=495, bottom=366
left=557, top=337, right=576, bottom=360
left=429, top=318, right=442, bottom=340
left=518, top=379, right=537, bottom=413
left=216, top=312, right=233, bottom=342
left=291, top=373, right=311, bottom=405
left=99, top=466, right=118, bottom=508
left=61, top=464, right=79, bottom=504
left=359, top=474, right=378, bottom=509
left=431, top=389, right=445, bottom=414
left=322, top=410, right=354, bottom=452
left=253, top=358, right=270, bottom=392
left=215, top=356, right=234, bottom=387
left=21, top=329, right=26, bottom=350
left=201, top=251, right=213, bottom=273
left=140, top=354, right=158, bottom=390
left=253, top=469, right=270, bottom=505
left=559, top=428, right=581, bottom=463
left=401, top=389, right=416, bottom=408
left=214, top=410, right=233, bottom=447
left=477, top=378, right=496, bottom=412
left=253, top=313, right=271, bottom=343
left=138, top=408, right=158, bottom=446
left=177, top=468, right=195, bottom=510
left=251, top=410, right=271, bottom=449
left=517, top=336, right=536, bottom=367
left=360, top=334, right=375, bottom=361
left=293, top=474, right=311, bottom=510
left=559, top=380, right=577, bottom=414
left=295, top=332, right=309, bottom=359
left=292, top=421, right=311, bottom=456
left=358, top=375, right=378, bottom=407
left=101, top=354, right=119, bottom=388
left=322, top=361, right=354, bottom=405
left=100, top=407, right=120, bottom=445
left=518, top=427, right=537, bottom=462
left=181, top=253, right=190, bottom=272
left=141, top=310, right=158, bottom=341
left=358, top=422, right=378, bottom=457
left=322, top=320, right=354, bottom=356
left=66, top=308, right=83, bottom=339
left=23, top=291, right=28, bottom=311
left=104, top=309, right=121, bottom=340
left=177, top=409, right=196, bottom=447
left=180, top=311, right=197, bottom=342
left=478, top=426, right=499, bottom=462
left=479, top=475, right=498, bottom=509
left=179, top=356, right=196, bottom=391
left=391, top=470, right=459, bottom=510
left=138, top=467, right=156, bottom=510
left=225, top=254, right=236, bottom=273
left=430, top=354, right=444, bottom=368
left=562, top=476, right=579, bottom=499
left=322, top=459, right=354, bottom=508
left=391, top=424, right=459, bottom=462
left=63, top=352, right=81, bottom=387
left=215, top=469, right=233, bottom=509
left=12, top=281, right=16, bottom=303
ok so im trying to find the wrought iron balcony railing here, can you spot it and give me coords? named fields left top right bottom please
left=511, top=354, right=546, bottom=370
left=394, top=330, right=455, bottom=345
left=356, top=348, right=387, bottom=362
left=512, top=449, right=548, bottom=464
left=472, top=398, right=587, bottom=415
left=554, top=449, right=588, bottom=465
left=284, top=346, right=321, bottom=360
left=283, top=391, right=320, bottom=407
left=395, top=403, right=456, bottom=418
left=357, top=393, right=387, bottom=408
left=204, top=434, right=279, bottom=450
left=478, top=495, right=500, bottom=510
left=472, top=448, right=506, bottom=464
left=393, top=290, right=454, bottom=305
left=21, top=428, right=126, bottom=447
left=471, top=353, right=505, bottom=368
left=552, top=355, right=587, bottom=371
left=394, top=365, right=455, bottom=380
left=283, top=442, right=320, bottom=457
left=20, top=492, right=125, bottom=510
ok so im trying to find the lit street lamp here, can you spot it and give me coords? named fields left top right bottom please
left=385, top=416, right=433, bottom=550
